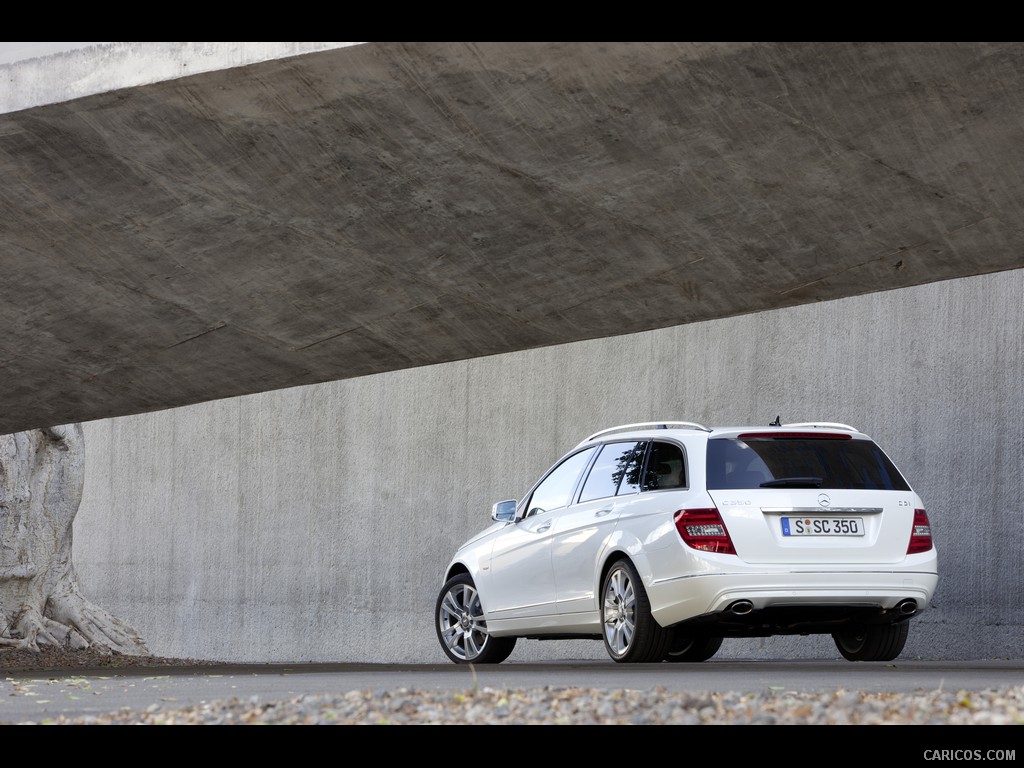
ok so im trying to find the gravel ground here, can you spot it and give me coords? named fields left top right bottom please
left=43, top=683, right=1024, bottom=726
left=3, top=647, right=1023, bottom=725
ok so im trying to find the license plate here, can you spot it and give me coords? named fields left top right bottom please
left=781, top=517, right=864, bottom=536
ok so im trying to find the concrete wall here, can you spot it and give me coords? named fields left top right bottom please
left=72, top=268, right=1024, bottom=663
left=1, top=42, right=364, bottom=113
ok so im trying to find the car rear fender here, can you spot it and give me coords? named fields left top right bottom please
left=595, top=526, right=657, bottom=602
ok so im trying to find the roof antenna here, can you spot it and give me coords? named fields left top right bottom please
left=769, top=415, right=781, bottom=427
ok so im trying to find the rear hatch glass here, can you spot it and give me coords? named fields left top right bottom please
left=706, top=434, right=910, bottom=491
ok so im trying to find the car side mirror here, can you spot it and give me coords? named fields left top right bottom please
left=491, top=499, right=517, bottom=522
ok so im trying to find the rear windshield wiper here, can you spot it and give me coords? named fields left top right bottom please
left=760, top=477, right=823, bottom=488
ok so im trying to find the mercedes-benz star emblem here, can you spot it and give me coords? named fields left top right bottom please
left=818, top=493, right=831, bottom=507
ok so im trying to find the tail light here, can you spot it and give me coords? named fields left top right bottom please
left=674, top=508, right=736, bottom=555
left=907, top=508, right=933, bottom=554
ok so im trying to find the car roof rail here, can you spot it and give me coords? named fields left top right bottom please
left=781, top=422, right=859, bottom=432
left=581, top=421, right=711, bottom=444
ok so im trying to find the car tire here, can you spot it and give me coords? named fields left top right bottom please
left=601, top=559, right=670, bottom=663
left=435, top=573, right=516, bottom=664
left=832, top=621, right=910, bottom=662
left=663, top=633, right=723, bottom=663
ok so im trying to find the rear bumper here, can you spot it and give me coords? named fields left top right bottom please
left=648, top=568, right=939, bottom=633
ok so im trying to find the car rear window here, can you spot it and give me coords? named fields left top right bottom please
left=706, top=436, right=911, bottom=491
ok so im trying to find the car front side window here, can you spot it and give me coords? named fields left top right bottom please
left=525, top=447, right=597, bottom=517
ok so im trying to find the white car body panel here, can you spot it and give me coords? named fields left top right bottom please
left=549, top=494, right=624, bottom=614
left=483, top=513, right=556, bottom=618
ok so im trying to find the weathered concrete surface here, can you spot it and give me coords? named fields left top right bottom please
left=3, top=42, right=1024, bottom=434
left=73, top=268, right=1024, bottom=663
left=0, top=42, right=363, bottom=112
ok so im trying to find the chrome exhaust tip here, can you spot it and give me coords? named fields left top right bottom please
left=897, top=599, right=918, bottom=616
left=729, top=600, right=754, bottom=615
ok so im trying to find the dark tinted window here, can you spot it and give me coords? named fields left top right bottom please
left=706, top=437, right=911, bottom=491
left=527, top=447, right=597, bottom=515
left=579, top=441, right=645, bottom=502
left=642, top=442, right=686, bottom=490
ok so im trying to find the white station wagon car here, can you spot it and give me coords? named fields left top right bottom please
left=435, top=420, right=938, bottom=664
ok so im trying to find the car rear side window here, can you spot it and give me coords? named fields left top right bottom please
left=706, top=437, right=911, bottom=491
left=579, top=441, right=645, bottom=502
left=642, top=441, right=686, bottom=490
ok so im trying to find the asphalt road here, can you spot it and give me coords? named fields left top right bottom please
left=2, top=658, right=1023, bottom=725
